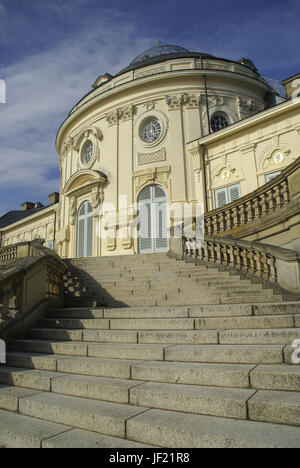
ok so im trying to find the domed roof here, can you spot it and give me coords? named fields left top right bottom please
left=117, top=44, right=215, bottom=75
left=130, top=45, right=190, bottom=65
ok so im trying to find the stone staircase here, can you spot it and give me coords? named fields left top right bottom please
left=0, top=253, right=300, bottom=448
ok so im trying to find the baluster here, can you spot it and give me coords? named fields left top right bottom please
left=266, top=189, right=276, bottom=212
left=232, top=207, right=239, bottom=227
left=245, top=201, right=253, bottom=222
left=211, top=215, right=218, bottom=235
left=273, top=185, right=282, bottom=208
left=280, top=180, right=289, bottom=205
left=247, top=249, right=256, bottom=275
left=218, top=212, right=226, bottom=232
left=203, top=241, right=209, bottom=262
left=253, top=197, right=261, bottom=219
left=267, top=255, right=277, bottom=282
left=259, top=193, right=268, bottom=216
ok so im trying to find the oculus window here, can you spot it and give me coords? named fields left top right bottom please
left=140, top=118, right=161, bottom=143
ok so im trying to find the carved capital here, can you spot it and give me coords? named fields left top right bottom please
left=105, top=110, right=119, bottom=126
left=165, top=94, right=183, bottom=110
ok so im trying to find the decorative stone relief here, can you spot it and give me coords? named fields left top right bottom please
left=212, top=164, right=244, bottom=188
left=144, top=100, right=156, bottom=111
left=133, top=165, right=171, bottom=200
left=105, top=110, right=119, bottom=127
left=138, top=148, right=166, bottom=166
left=182, top=94, right=201, bottom=108
left=165, top=94, right=183, bottom=111
left=211, top=95, right=225, bottom=106
left=119, top=104, right=135, bottom=122
left=70, top=197, right=77, bottom=225
left=91, top=186, right=104, bottom=217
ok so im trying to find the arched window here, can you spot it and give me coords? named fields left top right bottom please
left=138, top=185, right=169, bottom=254
left=211, top=114, right=230, bottom=132
left=77, top=201, right=93, bottom=258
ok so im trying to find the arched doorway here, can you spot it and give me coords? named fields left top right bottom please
left=138, top=184, right=169, bottom=254
left=77, top=201, right=93, bottom=258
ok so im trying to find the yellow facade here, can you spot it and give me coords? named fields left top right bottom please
left=1, top=45, right=299, bottom=258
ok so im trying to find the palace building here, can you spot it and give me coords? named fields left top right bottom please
left=1, top=44, right=300, bottom=257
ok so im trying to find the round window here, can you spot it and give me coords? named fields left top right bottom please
left=81, top=140, right=93, bottom=165
left=140, top=118, right=161, bottom=143
left=211, top=114, right=229, bottom=132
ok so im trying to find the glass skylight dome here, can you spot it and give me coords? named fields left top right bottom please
left=130, top=45, right=190, bottom=65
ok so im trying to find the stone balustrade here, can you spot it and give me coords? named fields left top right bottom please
left=0, top=240, right=66, bottom=341
left=204, top=173, right=291, bottom=236
left=183, top=235, right=300, bottom=294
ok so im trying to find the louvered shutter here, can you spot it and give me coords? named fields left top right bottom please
left=154, top=201, right=169, bottom=252
left=138, top=202, right=153, bottom=253
left=215, top=188, right=227, bottom=208
left=229, top=184, right=241, bottom=203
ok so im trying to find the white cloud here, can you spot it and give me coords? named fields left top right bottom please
left=0, top=16, right=151, bottom=213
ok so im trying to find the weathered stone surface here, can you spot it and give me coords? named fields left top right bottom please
left=56, top=356, right=142, bottom=379
left=42, top=428, right=154, bottom=448
left=138, top=330, right=218, bottom=344
left=129, top=382, right=255, bottom=419
left=164, top=344, right=284, bottom=364
left=0, top=409, right=72, bottom=448
left=126, top=408, right=300, bottom=448
left=19, top=392, right=148, bottom=438
left=250, top=365, right=300, bottom=391
left=195, top=315, right=293, bottom=330
left=0, top=385, right=40, bottom=412
left=219, top=328, right=300, bottom=345
left=248, top=390, right=300, bottom=426
left=131, top=361, right=254, bottom=388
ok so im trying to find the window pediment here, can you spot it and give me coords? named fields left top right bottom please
left=63, top=169, right=107, bottom=196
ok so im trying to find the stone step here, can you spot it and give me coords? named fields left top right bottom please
left=51, top=374, right=144, bottom=404
left=220, top=295, right=282, bottom=304
left=10, top=339, right=89, bottom=357
left=219, top=328, right=300, bottom=345
left=250, top=364, right=300, bottom=391
left=252, top=302, right=300, bottom=316
left=248, top=390, right=300, bottom=426
left=84, top=329, right=218, bottom=345
left=41, top=428, right=154, bottom=448
left=28, top=329, right=84, bottom=342
left=18, top=392, right=147, bottom=438
left=79, top=278, right=253, bottom=288
left=88, top=343, right=167, bottom=361
left=38, top=318, right=112, bottom=330
left=56, top=357, right=143, bottom=379
left=131, top=361, right=254, bottom=388
left=194, top=315, right=294, bottom=330
left=0, top=367, right=67, bottom=392
left=5, top=352, right=142, bottom=379
left=165, top=344, right=284, bottom=364
left=126, top=408, right=300, bottom=448
left=0, top=408, right=72, bottom=448
left=47, top=308, right=106, bottom=319
left=5, top=352, right=70, bottom=372
left=109, top=318, right=195, bottom=330
left=129, top=381, right=255, bottom=420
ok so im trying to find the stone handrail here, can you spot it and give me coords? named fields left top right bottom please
left=0, top=240, right=66, bottom=341
left=204, top=157, right=300, bottom=237
left=183, top=234, right=300, bottom=294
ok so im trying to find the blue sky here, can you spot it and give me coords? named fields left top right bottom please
left=0, top=0, right=299, bottom=216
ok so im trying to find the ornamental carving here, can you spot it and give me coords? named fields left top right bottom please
left=105, top=110, right=119, bottom=126
left=70, top=197, right=77, bottom=225
left=133, top=165, right=171, bottom=200
left=212, top=164, right=244, bottom=188
left=165, top=94, right=183, bottom=110
left=119, top=104, right=135, bottom=122
left=211, top=95, right=225, bottom=106
left=138, top=148, right=166, bottom=166
left=182, top=94, right=201, bottom=108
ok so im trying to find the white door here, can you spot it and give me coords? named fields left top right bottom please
left=138, top=185, right=169, bottom=254
left=77, top=201, right=93, bottom=258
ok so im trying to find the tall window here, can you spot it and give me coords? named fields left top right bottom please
left=215, top=183, right=241, bottom=208
left=77, top=201, right=93, bottom=258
